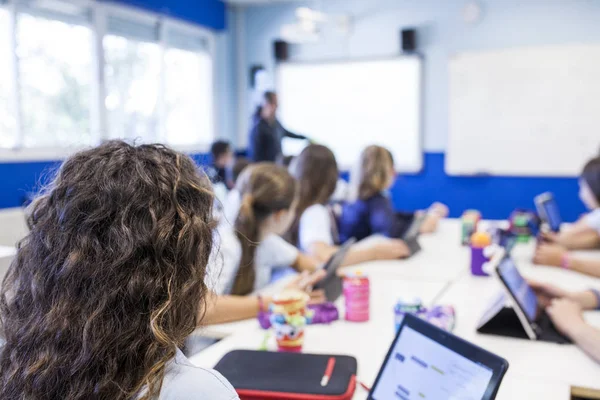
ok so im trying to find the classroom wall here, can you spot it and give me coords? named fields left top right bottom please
left=236, top=0, right=600, bottom=220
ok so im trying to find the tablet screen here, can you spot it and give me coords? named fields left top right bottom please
left=497, top=257, right=538, bottom=322
left=370, top=325, right=494, bottom=400
left=542, top=198, right=562, bottom=232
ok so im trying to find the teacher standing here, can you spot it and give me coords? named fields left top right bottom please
left=248, top=91, right=307, bottom=162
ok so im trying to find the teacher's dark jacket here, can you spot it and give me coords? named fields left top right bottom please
left=248, top=116, right=306, bottom=162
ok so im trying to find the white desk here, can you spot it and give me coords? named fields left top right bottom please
left=340, top=220, right=470, bottom=282
left=191, top=277, right=570, bottom=400
left=435, top=271, right=600, bottom=393
left=191, top=219, right=600, bottom=399
left=191, top=279, right=446, bottom=400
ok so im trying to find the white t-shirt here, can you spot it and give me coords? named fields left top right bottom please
left=222, top=189, right=241, bottom=225
left=207, top=223, right=299, bottom=295
left=298, top=204, right=335, bottom=253
left=158, top=349, right=238, bottom=400
left=584, top=209, right=600, bottom=234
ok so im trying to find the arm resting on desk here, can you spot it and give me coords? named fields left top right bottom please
left=570, top=257, right=600, bottom=279
left=202, top=292, right=266, bottom=325
left=571, top=324, right=600, bottom=364
left=307, top=239, right=410, bottom=268
left=558, top=229, right=600, bottom=250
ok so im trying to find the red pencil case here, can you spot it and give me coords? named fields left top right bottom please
left=214, top=350, right=357, bottom=400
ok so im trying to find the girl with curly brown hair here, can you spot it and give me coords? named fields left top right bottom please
left=0, top=141, right=239, bottom=400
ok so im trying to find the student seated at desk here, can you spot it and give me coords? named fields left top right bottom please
left=206, top=163, right=324, bottom=323
left=286, top=144, right=411, bottom=263
left=529, top=281, right=600, bottom=363
left=534, top=156, right=600, bottom=277
left=206, top=140, right=235, bottom=189
left=338, top=145, right=448, bottom=243
left=0, top=141, right=239, bottom=400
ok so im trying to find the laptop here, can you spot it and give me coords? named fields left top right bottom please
left=369, top=314, right=509, bottom=400
left=402, top=214, right=426, bottom=255
left=534, top=192, right=563, bottom=233
left=492, top=255, right=570, bottom=343
left=313, top=238, right=356, bottom=302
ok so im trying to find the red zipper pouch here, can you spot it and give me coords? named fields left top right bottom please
left=214, top=350, right=357, bottom=400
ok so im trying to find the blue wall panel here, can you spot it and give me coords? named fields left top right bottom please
left=1, top=153, right=585, bottom=223
left=104, top=0, right=226, bottom=30
left=390, top=153, right=584, bottom=221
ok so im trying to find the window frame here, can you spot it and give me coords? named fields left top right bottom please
left=0, top=0, right=217, bottom=162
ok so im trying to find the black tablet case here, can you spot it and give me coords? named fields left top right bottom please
left=477, top=306, right=571, bottom=344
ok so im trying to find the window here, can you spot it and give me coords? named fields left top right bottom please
left=0, top=4, right=216, bottom=157
left=0, top=9, right=16, bottom=148
left=17, top=12, right=93, bottom=147
left=164, top=46, right=213, bottom=147
left=104, top=17, right=161, bottom=142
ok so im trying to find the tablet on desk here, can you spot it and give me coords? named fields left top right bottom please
left=534, top=192, right=563, bottom=233
left=402, top=214, right=425, bottom=255
left=312, top=238, right=356, bottom=302
left=369, top=314, right=509, bottom=400
left=493, top=255, right=570, bottom=344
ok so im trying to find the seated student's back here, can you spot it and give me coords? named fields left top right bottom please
left=287, top=145, right=340, bottom=252
left=339, top=145, right=447, bottom=242
left=0, top=141, right=238, bottom=400
left=287, top=144, right=411, bottom=263
left=210, top=163, right=318, bottom=296
left=340, top=145, right=413, bottom=242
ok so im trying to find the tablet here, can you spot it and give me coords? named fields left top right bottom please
left=402, top=214, right=425, bottom=255
left=403, top=213, right=426, bottom=241
left=493, top=255, right=540, bottom=340
left=534, top=192, right=562, bottom=233
left=312, top=238, right=356, bottom=302
left=369, top=314, right=509, bottom=400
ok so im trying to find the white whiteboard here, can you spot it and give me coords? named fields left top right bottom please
left=276, top=57, right=422, bottom=172
left=447, top=44, right=600, bottom=177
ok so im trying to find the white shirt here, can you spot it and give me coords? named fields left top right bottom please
left=158, top=349, right=239, bottom=400
left=584, top=209, right=600, bottom=234
left=207, top=223, right=299, bottom=295
left=298, top=204, right=335, bottom=252
left=222, top=189, right=241, bottom=226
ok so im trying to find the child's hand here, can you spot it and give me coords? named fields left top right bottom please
left=374, top=239, right=411, bottom=259
left=539, top=231, right=559, bottom=244
left=286, top=270, right=327, bottom=304
left=547, top=298, right=586, bottom=338
left=428, top=202, right=449, bottom=218
left=533, top=243, right=567, bottom=267
left=527, top=280, right=570, bottom=308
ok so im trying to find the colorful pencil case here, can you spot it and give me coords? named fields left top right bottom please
left=214, top=350, right=357, bottom=400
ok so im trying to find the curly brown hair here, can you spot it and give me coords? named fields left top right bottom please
left=0, top=141, right=215, bottom=400
left=287, top=145, right=339, bottom=245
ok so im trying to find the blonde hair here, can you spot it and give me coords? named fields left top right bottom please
left=233, top=163, right=297, bottom=295
left=355, top=145, right=394, bottom=200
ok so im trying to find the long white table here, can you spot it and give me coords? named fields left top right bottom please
left=191, top=219, right=600, bottom=399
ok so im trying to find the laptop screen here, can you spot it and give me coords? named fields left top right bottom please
left=370, top=325, right=494, bottom=400
left=542, top=197, right=562, bottom=232
left=497, top=257, right=538, bottom=322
